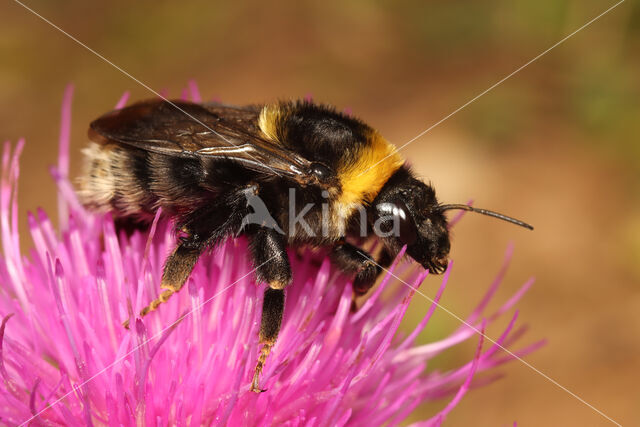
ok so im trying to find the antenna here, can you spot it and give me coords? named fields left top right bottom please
left=438, top=204, right=534, bottom=230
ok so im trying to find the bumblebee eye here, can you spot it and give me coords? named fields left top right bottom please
left=396, top=200, right=418, bottom=246
left=310, top=162, right=332, bottom=180
left=376, top=199, right=418, bottom=245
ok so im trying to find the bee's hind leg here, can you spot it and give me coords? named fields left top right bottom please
left=246, top=226, right=291, bottom=393
left=123, top=235, right=203, bottom=329
left=123, top=185, right=255, bottom=329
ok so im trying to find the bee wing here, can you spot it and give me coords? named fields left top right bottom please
left=89, top=99, right=315, bottom=183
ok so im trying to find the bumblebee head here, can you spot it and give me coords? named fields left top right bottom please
left=371, top=167, right=533, bottom=275
left=371, top=168, right=450, bottom=274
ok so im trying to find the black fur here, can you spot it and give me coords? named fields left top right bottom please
left=248, top=226, right=292, bottom=289
left=260, top=288, right=285, bottom=342
left=177, top=184, right=254, bottom=247
left=330, top=242, right=392, bottom=295
left=131, top=148, right=152, bottom=194
left=161, top=243, right=202, bottom=291
left=276, top=101, right=370, bottom=171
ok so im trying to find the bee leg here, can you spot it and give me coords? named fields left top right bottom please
left=123, top=185, right=257, bottom=329
left=252, top=287, right=285, bottom=393
left=247, top=226, right=291, bottom=393
left=330, top=242, right=392, bottom=296
left=123, top=236, right=203, bottom=329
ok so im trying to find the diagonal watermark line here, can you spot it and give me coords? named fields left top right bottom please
left=356, top=250, right=622, bottom=426
left=19, top=255, right=277, bottom=426
left=11, top=0, right=281, bottom=177
left=358, top=0, right=626, bottom=178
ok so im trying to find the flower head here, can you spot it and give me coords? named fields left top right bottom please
left=0, top=85, right=541, bottom=425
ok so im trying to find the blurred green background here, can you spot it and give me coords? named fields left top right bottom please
left=2, top=0, right=639, bottom=425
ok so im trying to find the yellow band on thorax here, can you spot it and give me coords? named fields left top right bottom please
left=336, top=131, right=404, bottom=208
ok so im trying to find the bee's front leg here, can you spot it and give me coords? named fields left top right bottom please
left=246, top=225, right=291, bottom=393
left=330, top=241, right=392, bottom=296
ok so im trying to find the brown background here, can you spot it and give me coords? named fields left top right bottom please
left=2, top=1, right=639, bottom=425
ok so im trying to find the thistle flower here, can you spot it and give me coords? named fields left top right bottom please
left=0, top=86, right=541, bottom=425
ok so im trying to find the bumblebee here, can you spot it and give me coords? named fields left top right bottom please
left=80, top=98, right=532, bottom=392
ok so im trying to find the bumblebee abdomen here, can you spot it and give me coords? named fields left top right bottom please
left=78, top=143, right=152, bottom=218
left=78, top=142, right=207, bottom=219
